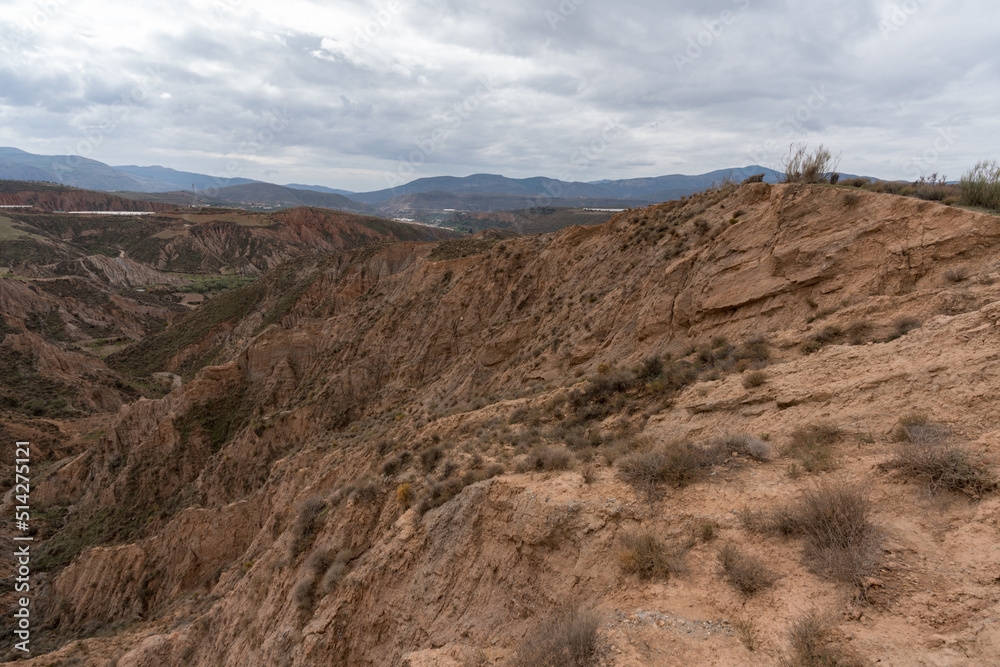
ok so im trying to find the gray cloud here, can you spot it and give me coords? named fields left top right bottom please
left=0, top=0, right=996, bottom=190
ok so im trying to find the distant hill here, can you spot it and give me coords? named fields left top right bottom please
left=353, top=167, right=784, bottom=207
left=201, top=183, right=377, bottom=215
left=0, top=147, right=174, bottom=191
left=285, top=183, right=357, bottom=197
left=114, top=165, right=260, bottom=192
left=379, top=191, right=650, bottom=216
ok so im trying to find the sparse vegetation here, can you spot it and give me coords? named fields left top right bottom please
left=716, top=543, right=778, bottom=595
left=784, top=424, right=842, bottom=473
left=882, top=418, right=996, bottom=495
left=733, top=617, right=760, bottom=651
left=517, top=445, right=573, bottom=473
left=290, top=497, right=327, bottom=559
left=944, top=267, right=969, bottom=283
left=743, top=484, right=882, bottom=590
left=618, top=531, right=686, bottom=580
left=960, top=160, right=1000, bottom=210
left=508, top=606, right=604, bottom=667
left=742, top=370, right=768, bottom=388
left=712, top=433, right=771, bottom=462
left=616, top=441, right=717, bottom=499
left=781, top=144, right=840, bottom=184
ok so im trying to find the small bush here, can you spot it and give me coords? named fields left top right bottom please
left=782, top=144, right=840, bottom=184
left=396, top=483, right=412, bottom=508
left=960, top=160, right=1000, bottom=210
left=290, top=497, right=326, bottom=559
left=845, top=320, right=872, bottom=345
left=320, top=550, right=351, bottom=595
left=713, top=433, right=771, bottom=462
left=618, top=531, right=686, bottom=580
left=716, top=544, right=778, bottom=595
left=742, top=173, right=765, bottom=184
left=795, top=485, right=883, bottom=588
left=892, top=316, right=921, bottom=338
left=733, top=617, right=759, bottom=652
left=743, top=485, right=882, bottom=589
left=785, top=424, right=842, bottom=473
left=421, top=446, right=444, bottom=473
left=616, top=441, right=715, bottom=499
left=742, top=370, right=768, bottom=388
left=508, top=606, right=604, bottom=667
left=892, top=412, right=929, bottom=441
left=517, top=446, right=573, bottom=473
left=637, top=355, right=664, bottom=380
left=944, top=267, right=969, bottom=283
left=381, top=451, right=411, bottom=476
left=293, top=576, right=315, bottom=614
left=882, top=430, right=996, bottom=496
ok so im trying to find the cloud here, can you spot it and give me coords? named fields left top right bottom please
left=0, top=0, right=997, bottom=190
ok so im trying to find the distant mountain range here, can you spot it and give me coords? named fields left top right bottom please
left=0, top=146, right=795, bottom=216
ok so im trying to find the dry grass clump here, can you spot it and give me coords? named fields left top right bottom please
left=889, top=316, right=921, bottom=340
left=782, top=144, right=840, bottom=184
left=618, top=531, right=687, bottom=580
left=320, top=549, right=352, bottom=595
left=290, top=497, right=326, bottom=559
left=784, top=424, right=842, bottom=473
left=713, top=433, right=772, bottom=462
left=787, top=609, right=864, bottom=666
left=416, top=463, right=504, bottom=515
left=733, top=617, right=760, bottom=651
left=882, top=421, right=996, bottom=496
left=508, top=606, right=604, bottom=667
left=616, top=441, right=716, bottom=499
left=716, top=544, right=778, bottom=595
left=742, top=370, right=768, bottom=388
left=517, top=445, right=573, bottom=473
left=944, top=267, right=969, bottom=283
left=743, top=485, right=882, bottom=590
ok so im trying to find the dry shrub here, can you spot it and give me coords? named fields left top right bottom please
left=787, top=609, right=864, bottom=666
left=508, top=606, right=604, bottom=667
left=290, top=497, right=326, bottom=559
left=882, top=426, right=996, bottom=496
left=517, top=445, right=573, bottom=473
left=782, top=144, right=840, bottom=184
left=795, top=485, right=883, bottom=589
left=733, top=617, right=760, bottom=652
left=396, top=483, right=412, bottom=508
left=616, top=441, right=715, bottom=499
left=713, top=433, right=771, bottom=462
left=845, top=320, right=872, bottom=345
left=292, top=576, right=315, bottom=614
left=320, top=550, right=351, bottom=595
left=891, top=412, right=929, bottom=441
left=784, top=424, right=842, bottom=473
left=618, top=531, right=686, bottom=580
left=891, top=316, right=921, bottom=339
left=743, top=485, right=882, bottom=590
left=742, top=370, right=768, bottom=388
left=944, top=267, right=969, bottom=283
left=716, top=544, right=778, bottom=595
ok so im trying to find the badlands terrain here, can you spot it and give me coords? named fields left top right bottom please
left=2, top=180, right=1000, bottom=665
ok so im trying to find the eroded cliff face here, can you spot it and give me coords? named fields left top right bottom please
left=9, top=184, right=1000, bottom=665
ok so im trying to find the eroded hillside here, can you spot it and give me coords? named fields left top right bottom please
left=4, top=183, right=1000, bottom=666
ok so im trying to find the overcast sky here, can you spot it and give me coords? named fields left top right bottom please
left=0, top=0, right=996, bottom=191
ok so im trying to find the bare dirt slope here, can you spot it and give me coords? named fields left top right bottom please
left=4, top=183, right=1000, bottom=665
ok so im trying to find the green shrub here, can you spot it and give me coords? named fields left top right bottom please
left=960, top=160, right=1000, bottom=210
